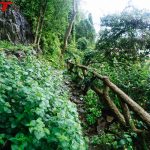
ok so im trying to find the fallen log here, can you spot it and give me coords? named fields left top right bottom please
left=67, top=61, right=150, bottom=128
left=91, top=85, right=126, bottom=127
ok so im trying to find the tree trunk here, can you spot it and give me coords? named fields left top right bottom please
left=120, top=101, right=143, bottom=133
left=37, top=0, right=48, bottom=49
left=34, top=1, right=43, bottom=45
left=62, top=0, right=77, bottom=54
left=91, top=85, right=126, bottom=127
left=67, top=61, right=150, bottom=128
left=103, top=77, right=150, bottom=128
left=34, top=0, right=48, bottom=49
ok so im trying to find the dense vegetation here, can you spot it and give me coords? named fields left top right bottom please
left=0, top=1, right=150, bottom=150
left=0, top=45, right=87, bottom=149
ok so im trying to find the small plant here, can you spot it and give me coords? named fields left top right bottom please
left=0, top=40, right=33, bottom=53
left=83, top=90, right=101, bottom=125
left=90, top=134, right=115, bottom=150
left=114, top=133, right=135, bottom=150
left=0, top=52, right=87, bottom=150
left=90, top=132, right=136, bottom=150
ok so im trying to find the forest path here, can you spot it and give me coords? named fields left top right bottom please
left=64, top=76, right=103, bottom=150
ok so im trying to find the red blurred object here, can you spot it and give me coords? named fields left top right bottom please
left=0, top=1, right=13, bottom=12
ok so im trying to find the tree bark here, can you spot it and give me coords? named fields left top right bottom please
left=120, top=101, right=143, bottom=133
left=103, top=77, right=150, bottom=128
left=34, top=1, right=43, bottom=45
left=62, top=0, right=77, bottom=54
left=91, top=85, right=126, bottom=127
left=67, top=61, right=150, bottom=128
left=37, top=0, right=48, bottom=49
left=34, top=0, right=48, bottom=49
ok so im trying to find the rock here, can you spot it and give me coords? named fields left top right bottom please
left=106, top=115, right=114, bottom=123
left=78, top=108, right=85, bottom=114
left=70, top=96, right=84, bottom=104
left=97, top=118, right=107, bottom=134
left=0, top=5, right=33, bottom=44
left=15, top=51, right=26, bottom=58
left=64, top=81, right=70, bottom=85
left=77, top=104, right=84, bottom=108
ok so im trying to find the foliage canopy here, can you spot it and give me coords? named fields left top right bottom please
left=96, top=7, right=150, bottom=62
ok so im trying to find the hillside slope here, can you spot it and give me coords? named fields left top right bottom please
left=0, top=47, right=87, bottom=150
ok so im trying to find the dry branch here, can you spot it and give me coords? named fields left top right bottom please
left=67, top=61, right=150, bottom=128
left=92, top=86, right=126, bottom=127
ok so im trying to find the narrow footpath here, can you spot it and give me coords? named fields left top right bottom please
left=65, top=77, right=106, bottom=150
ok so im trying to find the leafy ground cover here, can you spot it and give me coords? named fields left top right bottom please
left=0, top=51, right=87, bottom=150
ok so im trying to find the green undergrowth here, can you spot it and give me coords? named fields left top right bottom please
left=0, top=51, right=87, bottom=150
left=0, top=41, right=33, bottom=53
left=83, top=90, right=101, bottom=125
left=90, top=132, right=137, bottom=150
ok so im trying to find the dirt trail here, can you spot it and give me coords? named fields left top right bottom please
left=65, top=78, right=102, bottom=150
left=65, top=80, right=87, bottom=129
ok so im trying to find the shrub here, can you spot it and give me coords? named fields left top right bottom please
left=77, top=38, right=88, bottom=51
left=83, top=90, right=101, bottom=125
left=0, top=52, right=87, bottom=150
left=93, top=61, right=149, bottom=108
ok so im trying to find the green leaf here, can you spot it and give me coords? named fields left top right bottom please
left=119, top=139, right=126, bottom=145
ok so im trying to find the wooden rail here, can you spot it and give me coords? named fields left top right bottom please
left=67, top=60, right=150, bottom=131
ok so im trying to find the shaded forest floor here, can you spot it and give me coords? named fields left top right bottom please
left=65, top=77, right=110, bottom=150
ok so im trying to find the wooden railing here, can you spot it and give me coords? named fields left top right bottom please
left=67, top=60, right=150, bottom=132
